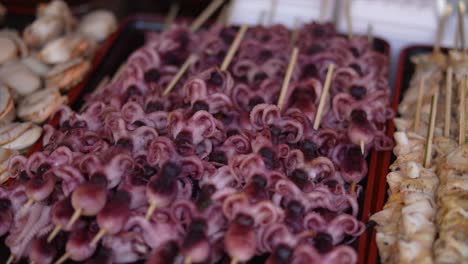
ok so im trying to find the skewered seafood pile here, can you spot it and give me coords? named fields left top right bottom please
left=0, top=21, right=393, bottom=264
left=0, top=0, right=117, bottom=162
left=371, top=49, right=468, bottom=264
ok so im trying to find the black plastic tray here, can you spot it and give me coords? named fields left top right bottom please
left=0, top=15, right=393, bottom=264
left=68, top=19, right=393, bottom=264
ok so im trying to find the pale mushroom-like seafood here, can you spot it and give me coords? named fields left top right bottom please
left=0, top=35, right=18, bottom=64
left=0, top=60, right=42, bottom=96
left=0, top=30, right=28, bottom=62
left=46, top=57, right=91, bottom=91
left=78, top=10, right=117, bottom=42
left=37, top=0, right=76, bottom=31
left=21, top=55, right=51, bottom=77
left=23, top=15, right=65, bottom=48
left=17, top=87, right=67, bottom=123
left=38, top=34, right=96, bottom=65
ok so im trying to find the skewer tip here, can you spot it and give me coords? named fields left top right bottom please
left=22, top=198, right=34, bottom=211
left=66, top=208, right=82, bottom=230
left=423, top=92, right=439, bottom=168
left=184, top=256, right=192, bottom=264
left=313, top=63, right=335, bottom=129
left=145, top=202, right=157, bottom=221
left=277, top=47, right=299, bottom=110
left=360, top=140, right=365, bottom=155
left=230, top=257, right=238, bottom=264
left=220, top=24, right=249, bottom=71
left=55, top=252, right=70, bottom=264
left=350, top=181, right=356, bottom=195
left=163, top=54, right=196, bottom=96
left=47, top=224, right=62, bottom=242
left=6, top=254, right=14, bottom=264
left=90, top=228, right=107, bottom=247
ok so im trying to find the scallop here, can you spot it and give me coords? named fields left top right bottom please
left=17, top=87, right=66, bottom=123
left=37, top=0, right=76, bottom=30
left=78, top=10, right=117, bottom=42
left=23, top=16, right=64, bottom=47
left=0, top=36, right=17, bottom=64
left=1, top=124, right=42, bottom=151
left=38, top=34, right=96, bottom=64
left=0, top=30, right=28, bottom=61
left=46, top=57, right=91, bottom=91
left=0, top=60, right=42, bottom=96
left=21, top=55, right=51, bottom=77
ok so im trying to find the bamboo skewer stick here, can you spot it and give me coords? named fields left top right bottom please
left=230, top=258, right=238, bottom=264
left=93, top=76, right=110, bottom=96
left=258, top=10, right=266, bottom=25
left=345, top=0, right=353, bottom=39
left=184, top=256, right=192, bottom=264
left=163, top=24, right=247, bottom=98
left=216, top=0, right=232, bottom=26
left=414, top=75, right=426, bottom=132
left=145, top=201, right=158, bottom=220
left=290, top=18, right=301, bottom=47
left=320, top=0, right=328, bottom=22
left=160, top=0, right=230, bottom=97
left=162, top=54, right=197, bottom=96
left=455, top=19, right=460, bottom=50
left=350, top=181, right=357, bottom=196
left=220, top=24, right=248, bottom=71
left=6, top=254, right=14, bottom=264
left=458, top=1, right=466, bottom=51
left=164, top=2, right=180, bottom=29
left=65, top=208, right=82, bottom=230
left=459, top=75, right=466, bottom=145
left=111, top=62, right=127, bottom=83
left=313, top=64, right=335, bottom=130
left=268, top=0, right=277, bottom=26
left=19, top=198, right=34, bottom=215
left=434, top=4, right=453, bottom=53
left=55, top=252, right=70, bottom=264
left=47, top=224, right=62, bottom=242
left=90, top=228, right=107, bottom=246
left=190, top=0, right=225, bottom=32
left=423, top=91, right=439, bottom=168
left=277, top=47, right=299, bottom=111
left=444, top=67, right=453, bottom=137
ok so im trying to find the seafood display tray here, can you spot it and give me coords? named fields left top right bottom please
left=0, top=15, right=394, bottom=264
left=367, top=45, right=448, bottom=264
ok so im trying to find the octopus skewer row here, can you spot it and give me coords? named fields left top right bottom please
left=0, top=7, right=394, bottom=264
